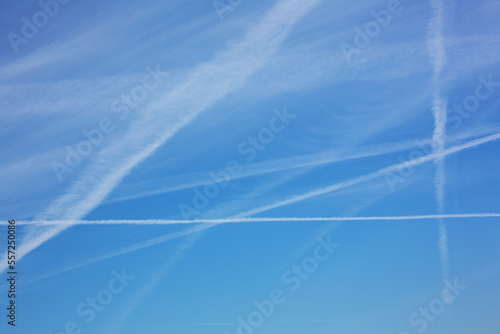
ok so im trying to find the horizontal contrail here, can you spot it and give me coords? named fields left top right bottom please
left=13, top=213, right=500, bottom=226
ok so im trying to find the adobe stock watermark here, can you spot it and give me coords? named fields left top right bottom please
left=51, top=65, right=168, bottom=182
left=48, top=268, right=135, bottom=334
left=178, top=106, right=296, bottom=219
left=398, top=278, right=467, bottom=334
left=7, top=0, right=71, bottom=54
left=384, top=138, right=437, bottom=192
left=213, top=0, right=245, bottom=21
left=385, top=74, right=500, bottom=192
left=225, top=235, right=340, bottom=334
left=339, top=0, right=404, bottom=63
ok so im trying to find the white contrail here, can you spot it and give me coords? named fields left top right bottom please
left=428, top=0, right=447, bottom=78
left=14, top=213, right=500, bottom=226
left=236, top=132, right=500, bottom=218
left=22, top=224, right=212, bottom=285
left=104, top=126, right=500, bottom=205
left=0, top=0, right=323, bottom=274
left=106, top=138, right=429, bottom=204
left=428, top=0, right=449, bottom=279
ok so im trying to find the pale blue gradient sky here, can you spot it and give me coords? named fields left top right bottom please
left=1, top=0, right=500, bottom=333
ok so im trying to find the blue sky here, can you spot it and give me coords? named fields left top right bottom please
left=1, top=0, right=500, bottom=333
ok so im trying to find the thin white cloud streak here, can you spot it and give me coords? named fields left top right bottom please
left=108, top=234, right=201, bottom=333
left=22, top=224, right=211, bottom=285
left=236, top=132, right=500, bottom=217
left=428, top=0, right=449, bottom=278
left=17, top=213, right=500, bottom=226
left=106, top=127, right=500, bottom=205
left=0, top=0, right=323, bottom=274
left=106, top=139, right=427, bottom=204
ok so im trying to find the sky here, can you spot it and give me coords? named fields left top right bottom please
left=0, top=0, right=500, bottom=333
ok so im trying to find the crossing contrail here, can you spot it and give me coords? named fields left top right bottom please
left=21, top=132, right=500, bottom=283
left=14, top=213, right=500, bottom=226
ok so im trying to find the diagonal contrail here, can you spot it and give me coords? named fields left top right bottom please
left=106, top=138, right=427, bottom=204
left=235, top=132, right=500, bottom=218
left=106, top=128, right=500, bottom=205
left=21, top=224, right=212, bottom=286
